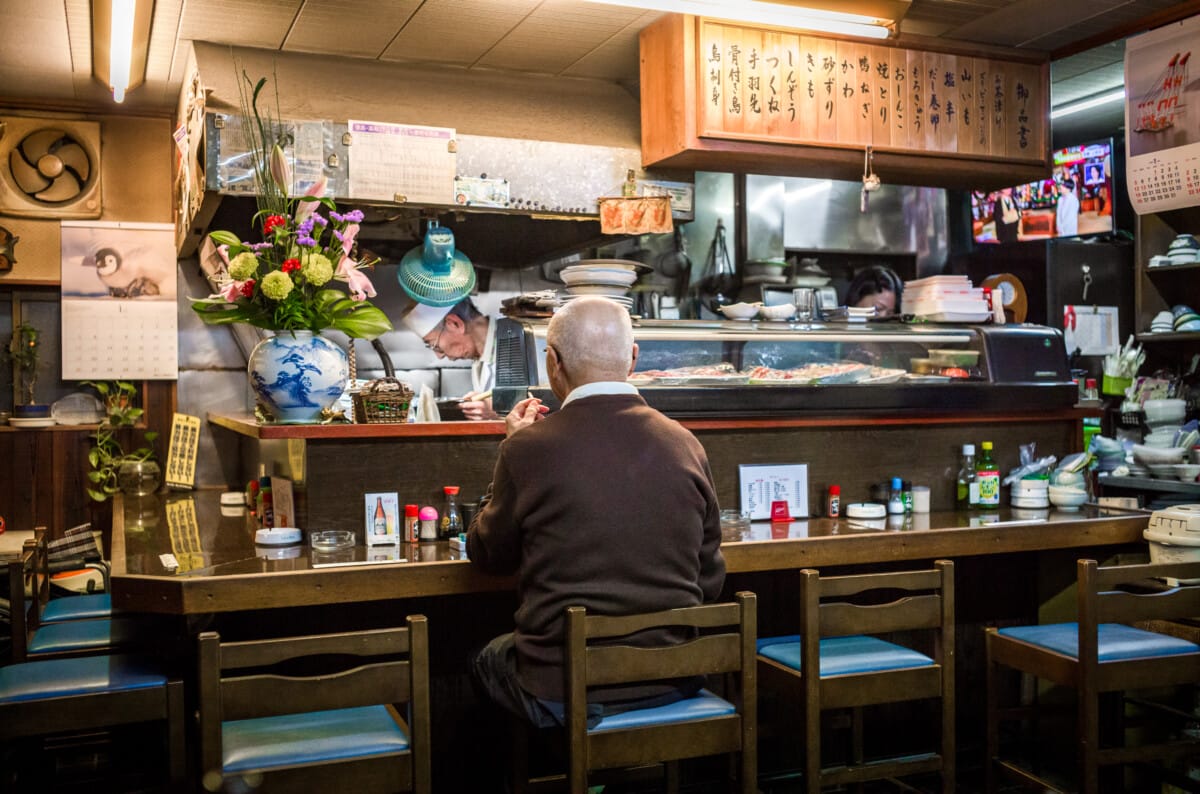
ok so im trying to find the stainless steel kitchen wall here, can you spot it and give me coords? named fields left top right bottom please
left=745, top=175, right=949, bottom=276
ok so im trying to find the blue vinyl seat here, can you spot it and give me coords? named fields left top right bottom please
left=986, top=559, right=1200, bottom=793
left=197, top=617, right=431, bottom=793
left=756, top=561, right=955, bottom=794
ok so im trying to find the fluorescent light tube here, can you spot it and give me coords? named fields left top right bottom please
left=1050, top=88, right=1125, bottom=120
left=584, top=0, right=893, bottom=39
left=109, top=0, right=137, bottom=103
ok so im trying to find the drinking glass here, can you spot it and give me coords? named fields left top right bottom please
left=793, top=288, right=815, bottom=322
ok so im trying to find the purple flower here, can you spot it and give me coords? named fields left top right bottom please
left=249, top=242, right=273, bottom=251
left=333, top=229, right=345, bottom=243
left=312, top=214, right=328, bottom=227
left=343, top=210, right=364, bottom=223
left=298, top=235, right=317, bottom=247
left=329, top=210, right=344, bottom=223
left=297, top=217, right=315, bottom=236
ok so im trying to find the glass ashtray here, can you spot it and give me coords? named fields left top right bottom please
left=309, top=530, right=356, bottom=551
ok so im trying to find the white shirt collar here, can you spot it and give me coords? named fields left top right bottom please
left=560, top=380, right=638, bottom=408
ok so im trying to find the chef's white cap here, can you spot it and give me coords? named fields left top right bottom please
left=401, top=301, right=453, bottom=337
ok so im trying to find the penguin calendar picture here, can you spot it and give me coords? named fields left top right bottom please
left=60, top=221, right=178, bottom=380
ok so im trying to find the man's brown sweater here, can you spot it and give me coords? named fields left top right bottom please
left=467, top=393, right=726, bottom=702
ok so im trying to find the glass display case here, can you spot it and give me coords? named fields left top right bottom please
left=494, top=318, right=1076, bottom=416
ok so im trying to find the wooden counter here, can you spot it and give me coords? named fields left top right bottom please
left=110, top=491, right=1148, bottom=616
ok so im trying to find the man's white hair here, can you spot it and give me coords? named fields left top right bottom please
left=547, top=297, right=633, bottom=381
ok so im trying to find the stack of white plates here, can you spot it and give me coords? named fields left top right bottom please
left=1166, top=234, right=1200, bottom=264
left=559, top=261, right=641, bottom=311
left=1011, top=478, right=1050, bottom=509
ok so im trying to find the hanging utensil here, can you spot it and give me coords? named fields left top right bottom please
left=694, top=219, right=739, bottom=315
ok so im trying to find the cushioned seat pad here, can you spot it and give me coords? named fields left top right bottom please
left=27, top=617, right=142, bottom=655
left=591, top=689, right=734, bottom=733
left=0, top=655, right=165, bottom=702
left=41, top=593, right=113, bottom=623
left=223, top=705, right=410, bottom=774
left=757, top=634, right=934, bottom=676
left=997, top=622, right=1200, bottom=661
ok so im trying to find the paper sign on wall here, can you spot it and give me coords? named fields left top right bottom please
left=738, top=463, right=808, bottom=521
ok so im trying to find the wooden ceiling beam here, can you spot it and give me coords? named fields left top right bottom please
left=1051, top=0, right=1200, bottom=60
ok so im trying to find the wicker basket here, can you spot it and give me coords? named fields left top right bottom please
left=352, top=377, right=414, bottom=424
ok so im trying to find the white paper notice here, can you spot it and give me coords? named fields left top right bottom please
left=1125, top=17, right=1200, bottom=214
left=347, top=120, right=456, bottom=205
left=60, top=221, right=178, bottom=380
left=1063, top=305, right=1120, bottom=356
left=738, top=463, right=808, bottom=521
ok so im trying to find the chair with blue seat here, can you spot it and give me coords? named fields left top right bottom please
left=514, top=591, right=756, bottom=794
left=0, top=653, right=186, bottom=788
left=196, top=617, right=431, bottom=793
left=985, top=558, right=1200, bottom=793
left=756, top=560, right=955, bottom=794
left=9, top=530, right=150, bottom=663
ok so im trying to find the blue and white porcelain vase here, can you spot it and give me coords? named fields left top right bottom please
left=247, top=331, right=348, bottom=424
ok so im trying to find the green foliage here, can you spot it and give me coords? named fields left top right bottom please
left=81, top=381, right=158, bottom=503
left=6, top=321, right=40, bottom=404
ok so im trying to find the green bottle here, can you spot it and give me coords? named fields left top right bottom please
left=975, top=441, right=1000, bottom=509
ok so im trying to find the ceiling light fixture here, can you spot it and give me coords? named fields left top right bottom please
left=1050, top=88, right=1126, bottom=120
left=92, top=0, right=154, bottom=103
left=584, top=0, right=907, bottom=39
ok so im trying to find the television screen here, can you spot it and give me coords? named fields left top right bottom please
left=971, top=140, right=1115, bottom=244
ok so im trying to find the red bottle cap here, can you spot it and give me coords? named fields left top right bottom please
left=830, top=485, right=840, bottom=495
left=1086, top=378, right=1097, bottom=388
left=404, top=504, right=419, bottom=516
left=444, top=486, right=460, bottom=495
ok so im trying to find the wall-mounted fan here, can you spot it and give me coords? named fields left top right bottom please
left=0, top=118, right=102, bottom=219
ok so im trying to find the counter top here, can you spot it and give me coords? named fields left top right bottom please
left=209, top=407, right=1101, bottom=440
left=110, top=491, right=1149, bottom=615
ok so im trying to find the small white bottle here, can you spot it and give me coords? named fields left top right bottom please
left=887, top=477, right=905, bottom=515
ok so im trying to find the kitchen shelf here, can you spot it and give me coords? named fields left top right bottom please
left=1098, top=475, right=1200, bottom=495
left=1146, top=262, right=1200, bottom=275
left=1135, top=331, right=1200, bottom=343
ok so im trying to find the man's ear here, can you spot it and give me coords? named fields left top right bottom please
left=628, top=343, right=639, bottom=376
left=443, top=313, right=464, bottom=333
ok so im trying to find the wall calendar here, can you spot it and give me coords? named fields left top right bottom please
left=60, top=221, right=178, bottom=380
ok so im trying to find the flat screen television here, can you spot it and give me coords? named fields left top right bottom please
left=970, top=139, right=1115, bottom=244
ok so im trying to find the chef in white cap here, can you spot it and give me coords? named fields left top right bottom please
left=402, top=297, right=498, bottom=420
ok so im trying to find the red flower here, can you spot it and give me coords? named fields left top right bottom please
left=241, top=279, right=256, bottom=297
left=263, top=214, right=287, bottom=235
left=282, top=258, right=301, bottom=273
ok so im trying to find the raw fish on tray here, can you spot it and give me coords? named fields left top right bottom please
left=743, top=361, right=871, bottom=384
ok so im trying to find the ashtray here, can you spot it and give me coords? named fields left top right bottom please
left=310, top=530, right=355, bottom=551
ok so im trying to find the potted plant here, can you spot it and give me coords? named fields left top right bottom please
left=82, top=380, right=160, bottom=502
left=6, top=321, right=51, bottom=419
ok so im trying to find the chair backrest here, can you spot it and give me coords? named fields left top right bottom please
left=197, top=617, right=430, bottom=781
left=565, top=591, right=757, bottom=741
left=7, top=528, right=49, bottom=662
left=802, top=559, right=954, bottom=640
left=1082, top=559, right=1200, bottom=626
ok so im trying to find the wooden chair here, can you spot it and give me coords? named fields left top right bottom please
left=197, top=618, right=431, bottom=793
left=522, top=591, right=757, bottom=794
left=986, top=559, right=1200, bottom=793
left=9, top=529, right=149, bottom=662
left=756, top=560, right=955, bottom=794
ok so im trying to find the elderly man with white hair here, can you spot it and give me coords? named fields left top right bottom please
left=467, top=296, right=726, bottom=730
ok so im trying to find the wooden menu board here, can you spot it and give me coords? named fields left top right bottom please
left=696, top=20, right=1045, bottom=162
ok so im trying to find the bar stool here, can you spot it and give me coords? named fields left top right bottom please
left=986, top=558, right=1200, bottom=793
left=756, top=560, right=955, bottom=793
left=197, top=618, right=431, bottom=793
left=512, top=592, right=757, bottom=794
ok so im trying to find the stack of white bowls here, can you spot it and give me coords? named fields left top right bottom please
left=558, top=260, right=640, bottom=312
left=1011, top=478, right=1049, bottom=509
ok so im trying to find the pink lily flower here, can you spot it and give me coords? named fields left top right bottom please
left=220, top=279, right=244, bottom=303
left=295, top=175, right=328, bottom=222
left=217, top=244, right=231, bottom=269
left=337, top=255, right=377, bottom=301
left=340, top=222, right=359, bottom=257
left=270, top=144, right=291, bottom=193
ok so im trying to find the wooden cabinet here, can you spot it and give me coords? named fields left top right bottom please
left=1134, top=207, right=1200, bottom=354
left=639, top=14, right=1050, bottom=190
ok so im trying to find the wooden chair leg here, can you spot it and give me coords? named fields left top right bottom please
left=986, top=650, right=1000, bottom=794
left=942, top=682, right=955, bottom=794
left=805, top=696, right=821, bottom=794
left=851, top=707, right=865, bottom=794
left=166, top=680, right=187, bottom=784
left=665, top=759, right=679, bottom=793
left=1079, top=689, right=1099, bottom=794
left=510, top=715, right=530, bottom=794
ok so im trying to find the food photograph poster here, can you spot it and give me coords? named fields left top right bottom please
left=60, top=221, right=178, bottom=380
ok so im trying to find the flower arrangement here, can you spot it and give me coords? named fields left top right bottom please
left=190, top=75, right=392, bottom=340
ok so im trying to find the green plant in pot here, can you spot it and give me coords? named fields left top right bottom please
left=83, top=380, right=160, bottom=502
left=6, top=321, right=50, bottom=419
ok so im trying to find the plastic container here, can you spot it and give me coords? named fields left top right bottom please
left=418, top=506, right=439, bottom=542
left=1101, top=374, right=1132, bottom=396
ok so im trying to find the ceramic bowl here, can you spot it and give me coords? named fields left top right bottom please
left=1176, top=463, right=1200, bottom=482
left=1149, top=463, right=1181, bottom=479
left=758, top=303, right=795, bottom=321
left=1048, top=485, right=1088, bottom=509
left=1133, top=444, right=1188, bottom=465
left=718, top=302, right=761, bottom=320
left=1143, top=399, right=1186, bottom=426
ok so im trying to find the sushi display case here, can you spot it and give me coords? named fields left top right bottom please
left=493, top=318, right=1077, bottom=417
